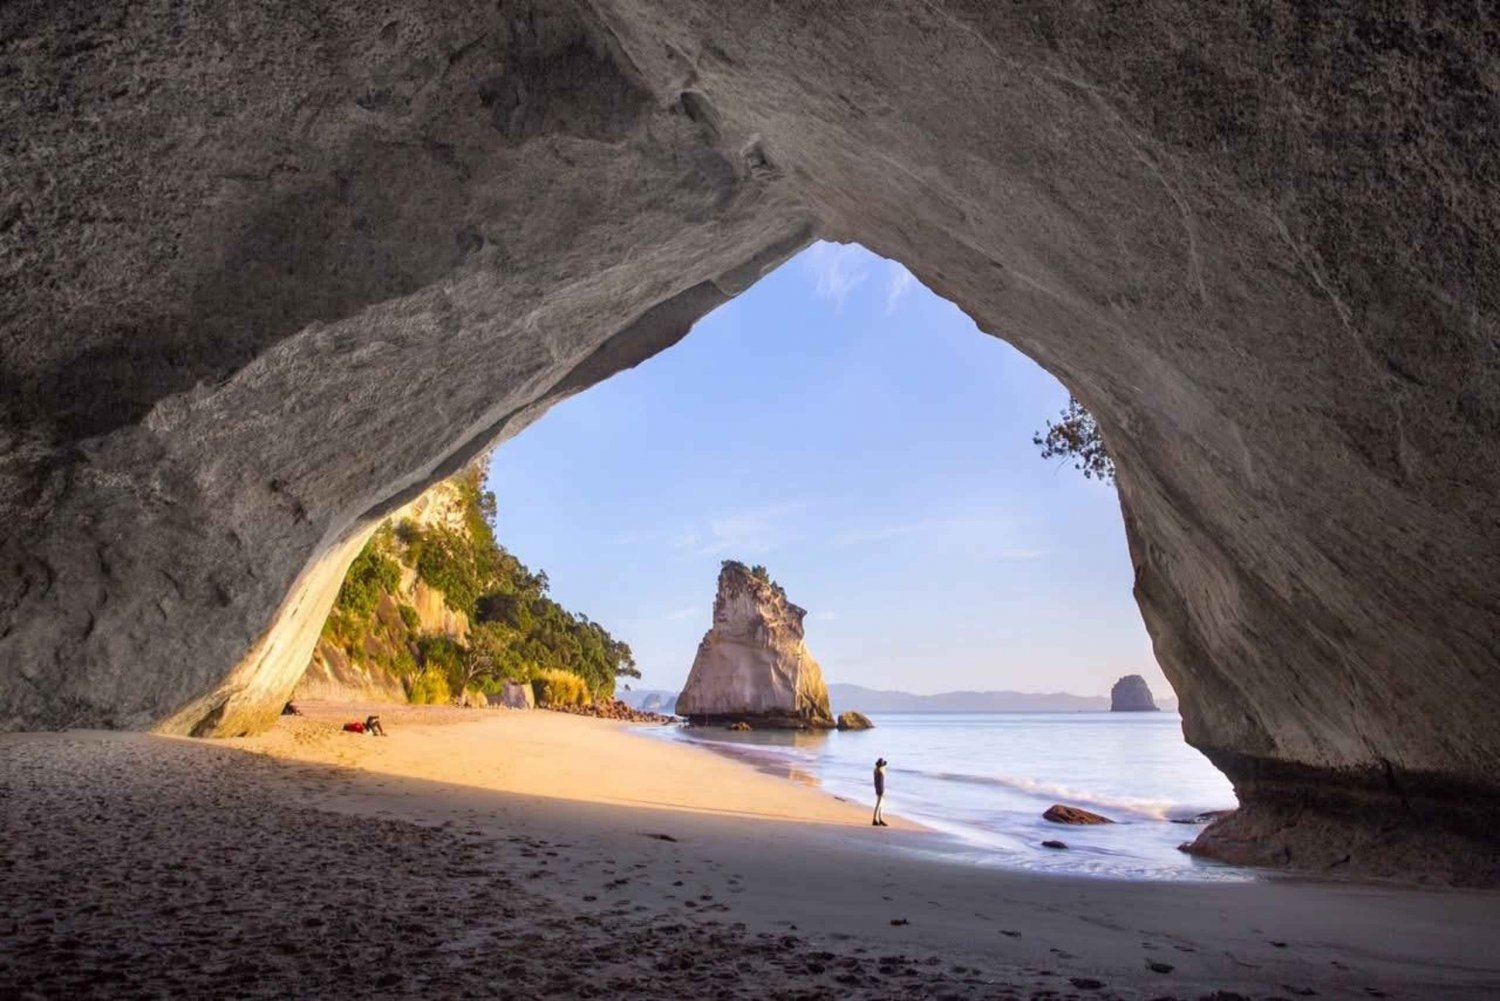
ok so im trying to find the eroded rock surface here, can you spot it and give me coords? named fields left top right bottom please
left=1, top=0, right=1497, bottom=878
left=1110, top=675, right=1159, bottom=713
left=836, top=711, right=874, bottom=732
left=1044, top=805, right=1115, bottom=826
left=676, top=563, right=833, bottom=729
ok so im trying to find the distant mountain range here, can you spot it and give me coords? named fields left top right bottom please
left=619, top=682, right=1175, bottom=715
left=828, top=682, right=1177, bottom=714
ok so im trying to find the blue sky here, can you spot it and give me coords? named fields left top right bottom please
left=485, top=242, right=1166, bottom=698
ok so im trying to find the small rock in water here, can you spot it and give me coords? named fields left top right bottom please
left=1043, top=804, right=1114, bottom=825
left=836, top=710, right=874, bottom=731
left=1040, top=839, right=1068, bottom=850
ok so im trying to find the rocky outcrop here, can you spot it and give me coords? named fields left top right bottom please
left=2, top=0, right=1498, bottom=879
left=639, top=693, right=676, bottom=715
left=491, top=681, right=535, bottom=710
left=676, top=563, right=833, bottom=729
left=836, top=711, right=874, bottom=731
left=1044, top=805, right=1115, bottom=826
left=1110, top=675, right=1159, bottom=713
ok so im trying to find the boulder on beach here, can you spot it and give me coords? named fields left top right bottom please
left=1043, top=804, right=1115, bottom=825
left=490, top=680, right=535, bottom=710
left=675, top=562, right=834, bottom=729
left=836, top=711, right=874, bottom=731
left=1110, top=674, right=1159, bottom=712
left=727, top=721, right=752, bottom=731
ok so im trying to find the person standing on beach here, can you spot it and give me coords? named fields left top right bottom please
left=872, top=757, right=888, bottom=827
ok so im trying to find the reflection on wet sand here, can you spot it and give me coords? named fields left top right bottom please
left=677, top=725, right=829, bottom=788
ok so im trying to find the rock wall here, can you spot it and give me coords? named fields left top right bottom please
left=294, top=637, right=408, bottom=705
left=1, top=0, right=1497, bottom=877
left=1110, top=675, right=1158, bottom=713
left=676, top=564, right=833, bottom=728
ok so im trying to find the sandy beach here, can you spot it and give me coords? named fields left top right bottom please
left=3, top=704, right=1498, bottom=1000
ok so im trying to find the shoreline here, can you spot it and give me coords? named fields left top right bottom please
left=3, top=705, right=1498, bottom=999
left=246, top=700, right=922, bottom=830
left=643, top=710, right=1254, bottom=885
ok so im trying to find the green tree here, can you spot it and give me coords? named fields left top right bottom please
left=335, top=530, right=402, bottom=616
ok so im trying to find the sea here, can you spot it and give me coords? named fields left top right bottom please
left=641, top=711, right=1247, bottom=881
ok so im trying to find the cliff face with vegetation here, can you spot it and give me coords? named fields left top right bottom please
left=677, top=563, right=833, bottom=728
left=302, top=467, right=637, bottom=706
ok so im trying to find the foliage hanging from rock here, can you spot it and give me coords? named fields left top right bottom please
left=1033, top=397, right=1115, bottom=483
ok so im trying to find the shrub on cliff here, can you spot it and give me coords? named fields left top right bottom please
left=336, top=529, right=403, bottom=616
left=1033, top=396, right=1115, bottom=483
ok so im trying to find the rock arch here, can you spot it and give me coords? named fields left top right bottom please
left=2, top=1, right=1496, bottom=878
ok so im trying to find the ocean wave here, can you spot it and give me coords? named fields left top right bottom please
left=893, top=767, right=1182, bottom=820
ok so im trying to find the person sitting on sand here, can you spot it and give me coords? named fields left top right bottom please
left=872, top=757, right=888, bottom=827
left=365, top=714, right=386, bottom=737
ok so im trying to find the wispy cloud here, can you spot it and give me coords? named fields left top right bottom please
left=802, top=241, right=870, bottom=310
left=831, top=515, right=1046, bottom=561
left=831, top=521, right=933, bottom=546
left=677, top=501, right=807, bottom=557
left=664, top=606, right=700, bottom=622
left=885, top=261, right=916, bottom=314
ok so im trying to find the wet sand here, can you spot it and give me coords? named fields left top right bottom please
left=2, top=705, right=1497, bottom=999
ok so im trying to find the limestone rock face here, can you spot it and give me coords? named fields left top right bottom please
left=676, top=564, right=833, bottom=729
left=1, top=0, right=1498, bottom=877
left=294, top=638, right=407, bottom=705
left=1110, top=676, right=1159, bottom=713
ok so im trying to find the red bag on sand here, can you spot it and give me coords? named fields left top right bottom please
left=342, top=721, right=366, bottom=734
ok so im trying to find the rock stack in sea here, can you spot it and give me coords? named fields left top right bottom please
left=676, top=562, right=834, bottom=729
left=1110, top=674, right=1159, bottom=712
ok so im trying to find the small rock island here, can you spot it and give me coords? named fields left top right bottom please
left=676, top=561, right=834, bottom=729
left=1110, top=674, right=1159, bottom=712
